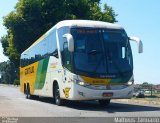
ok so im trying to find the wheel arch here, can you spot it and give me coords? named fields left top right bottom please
left=52, top=80, right=58, bottom=97
left=24, top=83, right=26, bottom=94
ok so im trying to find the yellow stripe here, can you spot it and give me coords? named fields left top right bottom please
left=20, top=62, right=39, bottom=94
left=81, top=76, right=111, bottom=85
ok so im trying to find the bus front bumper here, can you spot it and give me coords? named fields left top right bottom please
left=69, top=83, right=134, bottom=100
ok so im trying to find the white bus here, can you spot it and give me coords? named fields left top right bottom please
left=20, top=20, right=143, bottom=106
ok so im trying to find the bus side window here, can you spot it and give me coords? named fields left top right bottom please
left=48, top=31, right=58, bottom=58
left=62, top=41, right=72, bottom=71
left=57, top=26, right=71, bottom=70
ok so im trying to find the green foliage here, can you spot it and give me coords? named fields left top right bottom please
left=0, top=35, right=9, bottom=56
left=142, top=82, right=149, bottom=85
left=13, top=79, right=20, bottom=86
left=1, top=0, right=117, bottom=67
left=89, top=3, right=117, bottom=22
left=138, top=82, right=153, bottom=91
left=141, top=82, right=153, bottom=87
left=0, top=61, right=18, bottom=84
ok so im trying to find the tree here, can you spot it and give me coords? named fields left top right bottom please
left=0, top=35, right=9, bottom=56
left=1, top=0, right=117, bottom=67
left=140, top=82, right=153, bottom=96
left=0, top=61, right=17, bottom=84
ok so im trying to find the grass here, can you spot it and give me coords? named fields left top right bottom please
left=131, top=95, right=160, bottom=105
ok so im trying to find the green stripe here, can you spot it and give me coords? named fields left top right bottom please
left=110, top=76, right=131, bottom=85
left=34, top=58, right=49, bottom=89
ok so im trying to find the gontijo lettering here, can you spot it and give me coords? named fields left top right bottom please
left=25, top=66, right=34, bottom=75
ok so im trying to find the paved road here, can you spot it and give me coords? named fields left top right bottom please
left=0, top=84, right=160, bottom=117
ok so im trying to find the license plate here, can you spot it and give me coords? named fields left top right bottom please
left=102, top=92, right=113, bottom=97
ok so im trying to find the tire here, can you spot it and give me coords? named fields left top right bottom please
left=54, top=84, right=63, bottom=106
left=24, top=87, right=28, bottom=99
left=98, top=99, right=111, bottom=106
left=25, top=85, right=34, bottom=99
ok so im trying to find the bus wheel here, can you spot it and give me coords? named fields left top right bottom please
left=98, top=99, right=111, bottom=106
left=26, top=85, right=32, bottom=99
left=24, top=86, right=28, bottom=99
left=54, top=84, right=63, bottom=106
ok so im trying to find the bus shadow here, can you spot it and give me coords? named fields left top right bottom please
left=33, top=97, right=160, bottom=113
left=64, top=101, right=160, bottom=113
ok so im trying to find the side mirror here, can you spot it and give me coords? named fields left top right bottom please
left=63, top=34, right=74, bottom=52
left=129, top=36, right=143, bottom=53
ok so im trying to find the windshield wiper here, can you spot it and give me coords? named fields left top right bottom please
left=93, top=55, right=103, bottom=73
left=88, top=50, right=101, bottom=55
left=87, top=50, right=104, bottom=74
left=106, top=52, right=125, bottom=77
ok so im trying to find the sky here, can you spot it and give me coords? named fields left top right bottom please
left=0, top=0, right=160, bottom=84
left=0, top=0, right=18, bottom=61
left=101, top=0, right=160, bottom=84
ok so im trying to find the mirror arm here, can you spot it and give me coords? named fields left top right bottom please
left=129, top=36, right=143, bottom=53
left=63, top=33, right=74, bottom=52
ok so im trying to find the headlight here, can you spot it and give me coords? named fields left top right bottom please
left=77, top=81, right=90, bottom=86
left=72, top=78, right=90, bottom=86
left=126, top=76, right=134, bottom=86
left=79, top=81, right=85, bottom=86
left=127, top=81, right=134, bottom=85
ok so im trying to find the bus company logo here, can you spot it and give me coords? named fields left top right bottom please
left=50, top=62, right=58, bottom=68
left=63, top=88, right=71, bottom=98
left=25, top=66, right=34, bottom=75
left=92, top=80, right=105, bottom=84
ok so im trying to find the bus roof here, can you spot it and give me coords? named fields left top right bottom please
left=56, top=20, right=123, bottom=30
left=21, top=20, right=123, bottom=55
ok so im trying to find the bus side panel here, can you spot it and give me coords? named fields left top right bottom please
left=20, top=62, right=39, bottom=94
left=33, top=57, right=62, bottom=97
left=20, top=58, right=49, bottom=95
left=34, top=58, right=49, bottom=90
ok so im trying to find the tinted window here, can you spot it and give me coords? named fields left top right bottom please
left=70, top=28, right=133, bottom=77
left=57, top=26, right=72, bottom=70
left=21, top=29, right=58, bottom=67
left=58, top=26, right=70, bottom=52
left=47, top=31, right=58, bottom=58
left=71, top=28, right=106, bottom=74
left=62, top=42, right=72, bottom=71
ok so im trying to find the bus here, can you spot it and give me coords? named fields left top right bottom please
left=20, top=20, right=143, bottom=106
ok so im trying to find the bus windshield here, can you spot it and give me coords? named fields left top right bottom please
left=71, top=28, right=133, bottom=78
